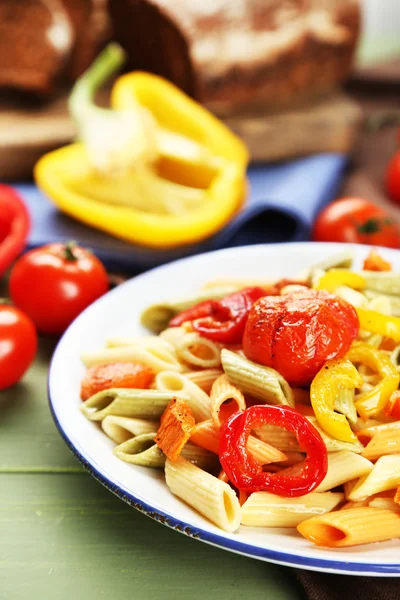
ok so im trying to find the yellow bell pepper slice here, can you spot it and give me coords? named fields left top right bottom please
left=314, top=270, right=366, bottom=293
left=34, top=46, right=249, bottom=249
left=356, top=308, right=400, bottom=343
left=310, top=359, right=362, bottom=443
left=346, top=342, right=399, bottom=419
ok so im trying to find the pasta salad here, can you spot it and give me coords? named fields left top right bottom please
left=79, top=249, right=400, bottom=549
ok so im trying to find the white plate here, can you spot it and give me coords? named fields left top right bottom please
left=48, top=242, right=400, bottom=577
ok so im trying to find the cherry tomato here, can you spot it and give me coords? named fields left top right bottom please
left=9, top=242, right=109, bottom=334
left=0, top=304, right=37, bottom=389
left=242, top=289, right=359, bottom=387
left=80, top=362, right=155, bottom=401
left=386, top=150, right=400, bottom=204
left=312, top=197, right=400, bottom=248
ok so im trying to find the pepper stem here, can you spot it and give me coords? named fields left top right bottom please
left=64, top=241, right=78, bottom=262
left=69, top=42, right=126, bottom=125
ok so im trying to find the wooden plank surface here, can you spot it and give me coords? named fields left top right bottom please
left=0, top=474, right=302, bottom=600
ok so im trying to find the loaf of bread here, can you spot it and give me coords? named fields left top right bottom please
left=110, top=0, right=361, bottom=115
left=0, top=0, right=109, bottom=96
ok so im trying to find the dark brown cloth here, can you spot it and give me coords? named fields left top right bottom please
left=292, top=58, right=400, bottom=598
left=294, top=570, right=399, bottom=600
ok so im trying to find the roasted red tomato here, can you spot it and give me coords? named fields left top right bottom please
left=9, top=242, right=109, bottom=334
left=0, top=304, right=37, bottom=389
left=386, top=150, right=400, bottom=205
left=242, top=289, right=359, bottom=386
left=81, top=362, right=155, bottom=401
left=312, top=197, right=400, bottom=248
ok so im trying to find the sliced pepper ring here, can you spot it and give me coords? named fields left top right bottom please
left=219, top=405, right=328, bottom=497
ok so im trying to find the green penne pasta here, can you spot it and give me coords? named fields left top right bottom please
left=359, top=271, right=400, bottom=295
left=114, top=433, right=164, bottom=467
left=80, top=389, right=188, bottom=421
left=220, top=349, right=294, bottom=407
left=334, top=387, right=357, bottom=425
left=298, top=252, right=353, bottom=283
left=114, top=434, right=218, bottom=471
left=140, top=286, right=238, bottom=333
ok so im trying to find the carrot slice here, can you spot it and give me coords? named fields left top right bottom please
left=80, top=361, right=154, bottom=400
left=155, top=398, right=195, bottom=461
left=363, top=249, right=392, bottom=272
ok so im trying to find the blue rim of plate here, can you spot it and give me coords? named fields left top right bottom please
left=47, top=242, right=400, bottom=577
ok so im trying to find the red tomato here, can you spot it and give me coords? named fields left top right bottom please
left=312, top=197, right=400, bottom=248
left=9, top=243, right=109, bottom=334
left=386, top=150, right=400, bottom=204
left=0, top=304, right=37, bottom=389
left=80, top=362, right=155, bottom=401
left=242, top=289, right=359, bottom=387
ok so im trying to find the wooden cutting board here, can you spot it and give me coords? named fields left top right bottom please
left=0, top=89, right=363, bottom=180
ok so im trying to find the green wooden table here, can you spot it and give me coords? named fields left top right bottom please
left=0, top=336, right=303, bottom=600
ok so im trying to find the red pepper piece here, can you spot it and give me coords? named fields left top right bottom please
left=169, top=300, right=214, bottom=327
left=192, top=287, right=266, bottom=344
left=219, top=405, right=328, bottom=497
left=0, top=185, right=30, bottom=276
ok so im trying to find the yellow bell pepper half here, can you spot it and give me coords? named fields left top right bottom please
left=346, top=342, right=400, bottom=419
left=35, top=65, right=248, bottom=249
left=356, top=308, right=400, bottom=344
left=310, top=359, right=362, bottom=443
left=314, top=270, right=366, bottom=293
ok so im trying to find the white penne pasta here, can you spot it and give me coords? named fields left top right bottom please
left=221, top=349, right=294, bottom=407
left=361, top=429, right=400, bottom=461
left=253, top=424, right=300, bottom=452
left=369, top=497, right=400, bottom=512
left=159, top=326, right=187, bottom=346
left=343, top=479, right=358, bottom=500
left=165, top=456, right=241, bottom=533
left=364, top=290, right=400, bottom=317
left=176, top=332, right=222, bottom=368
left=155, top=371, right=211, bottom=422
left=80, top=344, right=182, bottom=373
left=333, top=388, right=357, bottom=425
left=201, top=278, right=274, bottom=290
left=348, top=455, right=400, bottom=501
left=106, top=335, right=176, bottom=354
left=367, top=295, right=392, bottom=315
left=315, top=451, right=374, bottom=493
left=101, top=416, right=159, bottom=444
left=241, top=491, right=344, bottom=527
left=185, top=368, right=224, bottom=393
left=80, top=388, right=185, bottom=421
left=298, top=507, right=400, bottom=547
left=335, top=285, right=368, bottom=308
left=210, top=374, right=245, bottom=428
left=356, top=420, right=400, bottom=441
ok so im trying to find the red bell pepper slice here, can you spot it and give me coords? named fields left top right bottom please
left=0, top=185, right=30, bottom=276
left=192, top=287, right=266, bottom=344
left=219, top=405, right=328, bottom=497
left=169, top=300, right=213, bottom=327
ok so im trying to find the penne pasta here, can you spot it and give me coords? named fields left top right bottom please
left=190, top=419, right=287, bottom=465
left=241, top=491, right=344, bottom=528
left=297, top=507, right=400, bottom=547
left=176, top=332, right=222, bottom=368
left=361, top=429, right=400, bottom=461
left=80, top=344, right=182, bottom=373
left=80, top=388, right=187, bottom=421
left=369, top=497, right=400, bottom=512
left=364, top=289, right=400, bottom=317
left=348, top=454, right=400, bottom=501
left=106, top=335, right=177, bottom=355
left=360, top=271, right=400, bottom=296
left=210, top=374, right=245, bottom=428
left=165, top=456, right=241, bottom=532
left=155, top=371, right=211, bottom=422
left=221, top=349, right=294, bottom=407
left=101, top=416, right=159, bottom=444
left=333, top=387, right=357, bottom=425
left=114, top=432, right=165, bottom=467
left=185, top=368, right=224, bottom=393
left=315, top=451, right=373, bottom=493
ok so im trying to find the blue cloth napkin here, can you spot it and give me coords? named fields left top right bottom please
left=14, top=153, right=347, bottom=273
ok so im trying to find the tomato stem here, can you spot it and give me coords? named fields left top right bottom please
left=64, top=241, right=78, bottom=262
